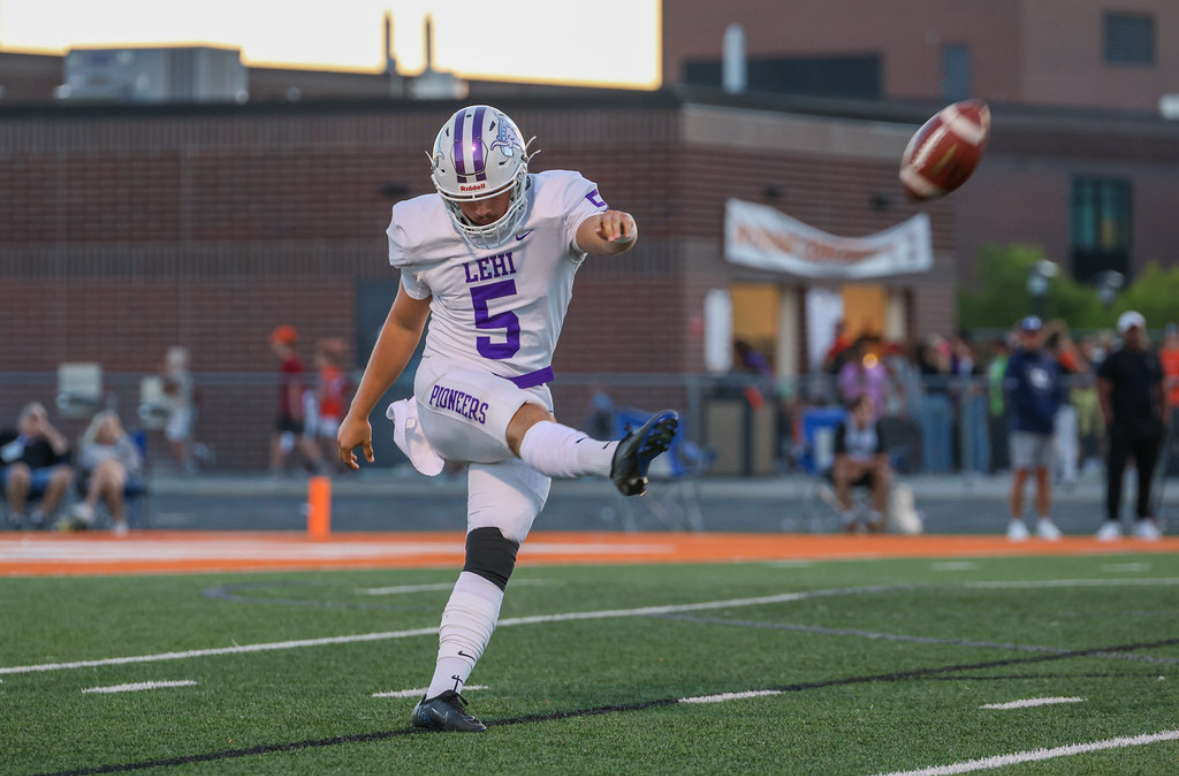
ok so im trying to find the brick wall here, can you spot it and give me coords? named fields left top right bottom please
left=0, top=99, right=958, bottom=469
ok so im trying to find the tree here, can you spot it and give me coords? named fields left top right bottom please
left=959, top=245, right=1179, bottom=331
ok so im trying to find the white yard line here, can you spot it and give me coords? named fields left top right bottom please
left=4, top=577, right=1177, bottom=677
left=358, top=583, right=464, bottom=595
left=968, top=578, right=1179, bottom=589
left=868, top=729, right=1179, bottom=776
left=979, top=696, right=1085, bottom=710
left=931, top=562, right=978, bottom=571
left=1100, top=563, right=1151, bottom=573
left=82, top=680, right=198, bottom=694
left=372, top=685, right=488, bottom=698
left=0, top=539, right=675, bottom=564
left=680, top=689, right=783, bottom=704
left=0, top=590, right=822, bottom=676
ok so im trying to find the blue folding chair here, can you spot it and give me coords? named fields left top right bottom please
left=797, top=407, right=848, bottom=477
left=128, top=430, right=151, bottom=529
left=790, top=407, right=848, bottom=533
left=610, top=408, right=709, bottom=532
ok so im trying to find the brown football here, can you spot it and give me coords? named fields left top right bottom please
left=899, top=99, right=990, bottom=201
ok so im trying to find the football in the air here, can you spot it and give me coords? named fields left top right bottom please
left=899, top=99, right=990, bottom=201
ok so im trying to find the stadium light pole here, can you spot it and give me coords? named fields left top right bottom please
left=1094, top=270, right=1125, bottom=308
left=1026, top=260, right=1058, bottom=320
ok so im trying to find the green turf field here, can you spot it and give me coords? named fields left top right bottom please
left=3, top=553, right=1179, bottom=775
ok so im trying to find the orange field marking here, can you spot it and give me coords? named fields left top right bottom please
left=2, top=531, right=1178, bottom=577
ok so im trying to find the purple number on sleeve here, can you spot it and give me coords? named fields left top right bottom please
left=585, top=189, right=608, bottom=209
left=470, top=280, right=521, bottom=360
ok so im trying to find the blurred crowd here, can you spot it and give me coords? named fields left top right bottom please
left=0, top=328, right=356, bottom=535
left=5, top=317, right=1178, bottom=538
left=737, top=317, right=1179, bottom=481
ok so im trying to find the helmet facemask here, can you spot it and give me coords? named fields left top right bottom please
left=429, top=106, right=537, bottom=251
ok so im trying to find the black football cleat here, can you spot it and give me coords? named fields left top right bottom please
left=610, top=410, right=679, bottom=497
left=411, top=690, right=487, bottom=732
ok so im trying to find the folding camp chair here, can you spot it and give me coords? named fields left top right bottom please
left=792, top=406, right=848, bottom=533
left=611, top=407, right=709, bottom=532
left=56, top=363, right=103, bottom=419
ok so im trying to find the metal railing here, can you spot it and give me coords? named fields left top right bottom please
left=0, top=370, right=1168, bottom=477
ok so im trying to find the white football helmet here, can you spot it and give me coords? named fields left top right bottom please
left=428, top=105, right=534, bottom=251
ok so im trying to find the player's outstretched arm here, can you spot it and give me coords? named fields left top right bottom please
left=576, top=210, right=638, bottom=256
left=337, top=288, right=432, bottom=469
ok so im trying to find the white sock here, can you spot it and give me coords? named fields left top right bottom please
left=518, top=420, right=617, bottom=479
left=426, top=572, right=504, bottom=699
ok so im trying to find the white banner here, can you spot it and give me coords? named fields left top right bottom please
left=724, top=199, right=933, bottom=279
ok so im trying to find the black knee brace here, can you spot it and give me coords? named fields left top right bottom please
left=463, top=527, right=520, bottom=591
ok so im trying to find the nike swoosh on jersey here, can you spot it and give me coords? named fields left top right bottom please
left=516, top=230, right=534, bottom=241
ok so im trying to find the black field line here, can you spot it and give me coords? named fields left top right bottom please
left=27, top=636, right=1179, bottom=776
left=917, top=672, right=1169, bottom=682
left=658, top=614, right=1179, bottom=665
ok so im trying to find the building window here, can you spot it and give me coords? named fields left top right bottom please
left=941, top=44, right=971, bottom=102
left=1071, top=177, right=1132, bottom=282
left=1104, top=13, right=1154, bottom=65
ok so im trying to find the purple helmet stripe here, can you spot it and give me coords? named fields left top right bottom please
left=453, top=110, right=468, bottom=179
left=470, top=106, right=487, bottom=175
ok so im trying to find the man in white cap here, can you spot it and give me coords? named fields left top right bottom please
left=1096, top=311, right=1165, bottom=540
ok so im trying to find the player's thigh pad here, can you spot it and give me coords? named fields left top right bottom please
left=414, top=359, right=552, bottom=464
left=468, top=458, right=551, bottom=544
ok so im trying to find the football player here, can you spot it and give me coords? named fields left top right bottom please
left=337, top=105, right=679, bottom=732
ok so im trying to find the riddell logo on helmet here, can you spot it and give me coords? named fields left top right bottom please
left=460, top=183, right=487, bottom=192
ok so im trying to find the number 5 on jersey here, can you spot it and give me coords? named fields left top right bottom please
left=470, top=280, right=520, bottom=359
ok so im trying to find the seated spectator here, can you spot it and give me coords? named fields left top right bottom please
left=68, top=411, right=144, bottom=536
left=831, top=394, right=892, bottom=533
left=0, top=402, right=73, bottom=529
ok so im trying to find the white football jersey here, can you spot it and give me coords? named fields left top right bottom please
left=388, top=170, right=608, bottom=380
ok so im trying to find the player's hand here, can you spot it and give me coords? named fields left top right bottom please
left=595, top=210, right=637, bottom=243
left=337, top=413, right=374, bottom=470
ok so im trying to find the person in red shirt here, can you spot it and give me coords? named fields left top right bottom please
left=269, top=325, right=325, bottom=476
left=1160, top=324, right=1179, bottom=414
left=312, top=339, right=353, bottom=469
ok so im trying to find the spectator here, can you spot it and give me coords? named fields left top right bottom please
left=951, top=334, right=988, bottom=475
left=0, top=402, right=73, bottom=529
left=161, top=346, right=197, bottom=474
left=916, top=336, right=953, bottom=473
left=67, top=411, right=144, bottom=536
left=878, top=342, right=923, bottom=474
left=1003, top=316, right=1065, bottom=541
left=1092, top=329, right=1117, bottom=366
left=269, top=325, right=325, bottom=476
left=880, top=342, right=912, bottom=418
left=986, top=338, right=1012, bottom=473
left=1074, top=334, right=1106, bottom=477
left=831, top=394, right=891, bottom=533
left=310, top=339, right=353, bottom=470
left=1160, top=323, right=1179, bottom=429
left=583, top=386, right=615, bottom=440
left=838, top=338, right=887, bottom=419
left=1097, top=311, right=1165, bottom=541
left=732, top=339, right=775, bottom=412
left=823, top=320, right=852, bottom=373
left=1160, top=324, right=1179, bottom=475
left=1046, top=325, right=1081, bottom=487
